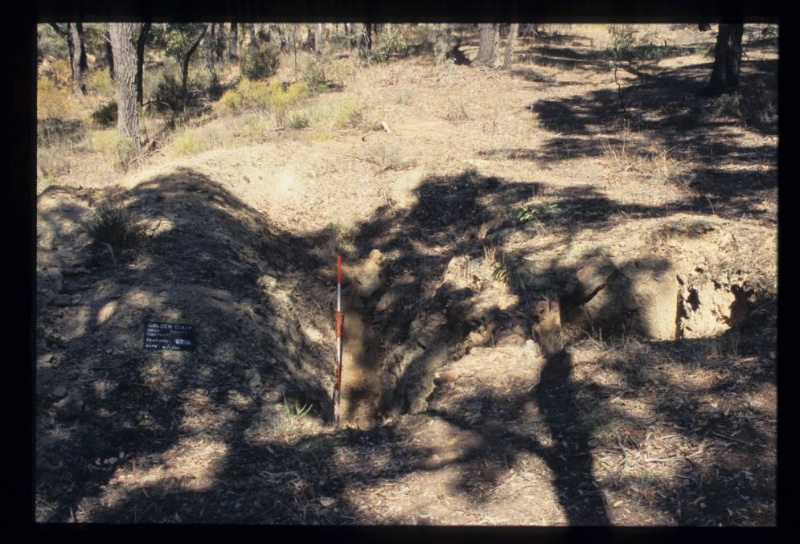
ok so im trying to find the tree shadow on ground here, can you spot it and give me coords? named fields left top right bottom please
left=342, top=168, right=774, bottom=524
left=36, top=164, right=776, bottom=525
left=425, top=349, right=612, bottom=525
left=35, top=170, right=336, bottom=522
left=503, top=51, right=778, bottom=224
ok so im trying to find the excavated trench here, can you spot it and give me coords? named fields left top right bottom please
left=302, top=174, right=771, bottom=429
left=333, top=248, right=758, bottom=429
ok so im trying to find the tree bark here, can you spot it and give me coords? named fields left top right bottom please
left=109, top=23, right=140, bottom=146
left=204, top=23, right=216, bottom=71
left=135, top=22, right=151, bottom=108
left=705, top=23, right=744, bottom=95
left=503, top=23, right=519, bottom=69
left=228, top=22, right=239, bottom=60
left=246, top=23, right=258, bottom=51
left=69, top=23, right=88, bottom=94
left=475, top=23, right=500, bottom=67
left=49, top=23, right=87, bottom=95
left=104, top=30, right=115, bottom=82
left=314, top=23, right=324, bottom=54
left=364, top=22, right=373, bottom=52
left=181, top=25, right=208, bottom=111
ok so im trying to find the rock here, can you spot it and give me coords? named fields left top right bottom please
left=247, top=370, right=262, bottom=389
left=523, top=339, right=542, bottom=359
left=52, top=386, right=68, bottom=398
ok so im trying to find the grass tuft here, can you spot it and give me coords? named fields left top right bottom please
left=83, top=201, right=147, bottom=251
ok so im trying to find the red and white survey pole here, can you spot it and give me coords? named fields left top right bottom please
left=333, top=255, right=343, bottom=423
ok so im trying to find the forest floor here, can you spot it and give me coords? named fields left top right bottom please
left=35, top=24, right=779, bottom=526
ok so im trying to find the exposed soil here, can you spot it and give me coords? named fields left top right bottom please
left=35, top=25, right=778, bottom=526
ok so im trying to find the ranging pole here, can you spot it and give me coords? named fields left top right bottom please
left=333, top=255, right=343, bottom=424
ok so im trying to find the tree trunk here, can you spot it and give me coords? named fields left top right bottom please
left=181, top=26, right=208, bottom=111
left=475, top=23, right=500, bottom=67
left=212, top=24, right=224, bottom=61
left=49, top=23, right=87, bottom=95
left=246, top=23, right=258, bottom=51
left=109, top=23, right=140, bottom=147
left=705, top=23, right=744, bottom=95
left=228, top=22, right=238, bottom=60
left=314, top=23, right=324, bottom=54
left=69, top=23, right=88, bottom=94
left=135, top=22, right=151, bottom=108
left=364, top=22, right=373, bottom=51
left=204, top=23, right=216, bottom=71
left=503, top=23, right=519, bottom=69
left=104, top=30, right=115, bottom=82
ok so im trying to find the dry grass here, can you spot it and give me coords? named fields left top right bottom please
left=600, top=122, right=680, bottom=185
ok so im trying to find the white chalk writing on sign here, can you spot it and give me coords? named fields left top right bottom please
left=144, top=322, right=196, bottom=351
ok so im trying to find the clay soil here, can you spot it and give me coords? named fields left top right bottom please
left=35, top=24, right=778, bottom=526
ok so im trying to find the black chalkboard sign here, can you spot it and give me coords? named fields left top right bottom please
left=144, top=322, right=197, bottom=351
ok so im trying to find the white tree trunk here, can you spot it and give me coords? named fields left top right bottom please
left=503, top=24, right=519, bottom=69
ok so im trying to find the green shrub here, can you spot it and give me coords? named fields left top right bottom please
left=372, top=25, right=408, bottom=61
left=607, top=25, right=679, bottom=67
left=490, top=254, right=528, bottom=292
left=240, top=43, right=281, bottom=80
left=151, top=73, right=185, bottom=113
left=215, top=78, right=309, bottom=123
left=38, top=57, right=72, bottom=89
left=517, top=202, right=561, bottom=223
left=334, top=99, right=365, bottom=128
left=607, top=25, right=639, bottom=64
left=216, top=87, right=243, bottom=112
left=37, top=77, right=73, bottom=120
left=37, top=24, right=67, bottom=61
left=288, top=111, right=310, bottom=129
left=90, top=101, right=117, bottom=128
left=302, top=55, right=328, bottom=88
left=86, top=68, right=114, bottom=95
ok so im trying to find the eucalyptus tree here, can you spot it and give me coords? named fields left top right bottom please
left=108, top=23, right=140, bottom=146
left=475, top=23, right=500, bottom=67
left=704, top=24, right=745, bottom=95
left=503, top=23, right=519, bottom=69
left=48, top=22, right=88, bottom=95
